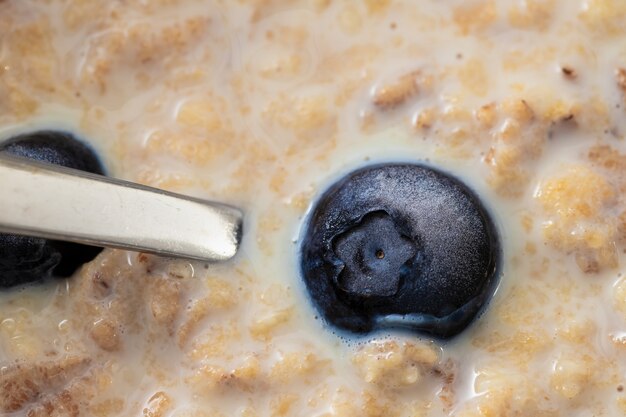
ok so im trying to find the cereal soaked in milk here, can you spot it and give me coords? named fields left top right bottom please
left=2, top=0, right=626, bottom=416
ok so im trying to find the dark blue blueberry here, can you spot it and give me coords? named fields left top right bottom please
left=299, top=163, right=500, bottom=338
left=0, top=131, right=105, bottom=173
left=0, top=131, right=106, bottom=288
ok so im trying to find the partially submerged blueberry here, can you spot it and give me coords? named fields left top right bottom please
left=299, top=163, right=500, bottom=338
left=0, top=131, right=106, bottom=288
left=0, top=131, right=105, bottom=173
left=333, top=211, right=417, bottom=298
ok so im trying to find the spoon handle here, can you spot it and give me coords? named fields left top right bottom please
left=0, top=154, right=243, bottom=262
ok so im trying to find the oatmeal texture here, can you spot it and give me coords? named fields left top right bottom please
left=1, top=0, right=626, bottom=416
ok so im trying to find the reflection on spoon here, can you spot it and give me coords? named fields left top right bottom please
left=0, top=154, right=243, bottom=263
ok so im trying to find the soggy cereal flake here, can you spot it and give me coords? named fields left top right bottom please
left=270, top=393, right=299, bottom=417
left=250, top=307, right=294, bottom=340
left=550, top=352, right=595, bottom=399
left=90, top=398, right=125, bottom=417
left=457, top=59, right=489, bottom=97
left=90, top=319, right=121, bottom=352
left=270, top=352, right=330, bottom=383
left=617, top=68, right=626, bottom=98
left=177, top=279, right=237, bottom=347
left=150, top=277, right=181, bottom=334
left=536, top=165, right=618, bottom=272
left=470, top=366, right=549, bottom=417
left=508, top=0, right=556, bottom=30
left=453, top=1, right=497, bottom=34
left=262, top=93, right=336, bottom=142
left=579, top=0, right=626, bottom=35
left=0, top=356, right=91, bottom=413
left=337, top=5, right=363, bottom=35
left=352, top=340, right=439, bottom=388
left=143, top=391, right=173, bottom=417
left=371, top=70, right=421, bottom=110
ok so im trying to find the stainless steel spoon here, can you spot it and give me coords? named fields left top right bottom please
left=0, top=154, right=243, bottom=262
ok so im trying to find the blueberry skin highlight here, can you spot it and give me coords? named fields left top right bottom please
left=0, top=131, right=106, bottom=288
left=0, top=131, right=105, bottom=173
left=299, top=163, right=500, bottom=339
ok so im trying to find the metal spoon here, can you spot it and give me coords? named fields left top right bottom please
left=0, top=154, right=243, bottom=262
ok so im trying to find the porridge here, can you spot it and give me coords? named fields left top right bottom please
left=1, top=0, right=626, bottom=416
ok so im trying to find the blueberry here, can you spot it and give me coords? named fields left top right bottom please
left=0, top=131, right=106, bottom=288
left=300, top=163, right=499, bottom=338
left=0, top=131, right=105, bottom=173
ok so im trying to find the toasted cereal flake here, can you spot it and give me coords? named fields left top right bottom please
left=176, top=98, right=225, bottom=132
left=453, top=1, right=497, bottom=35
left=362, top=391, right=401, bottom=417
left=231, top=356, right=262, bottom=390
left=508, top=0, right=556, bottom=30
left=90, top=319, right=121, bottom=352
left=270, top=352, right=330, bottom=383
left=145, top=129, right=228, bottom=166
left=501, top=99, right=535, bottom=124
left=241, top=406, right=260, bottom=417
left=364, top=0, right=390, bottom=14
left=588, top=145, right=626, bottom=242
left=284, top=187, right=315, bottom=211
left=485, top=145, right=530, bottom=196
left=259, top=54, right=303, bottom=79
left=263, top=93, right=336, bottom=139
left=475, top=103, right=498, bottom=129
left=472, top=366, right=547, bottom=417
left=270, top=393, right=299, bottom=417
left=150, top=277, right=181, bottom=334
left=588, top=145, right=626, bottom=173
left=90, top=398, right=125, bottom=417
left=371, top=71, right=421, bottom=110
left=352, top=340, right=439, bottom=388
left=472, top=330, right=552, bottom=365
left=457, top=59, right=488, bottom=97
left=0, top=356, right=91, bottom=413
left=63, top=0, right=101, bottom=29
left=536, top=165, right=618, bottom=272
left=79, top=17, right=211, bottom=94
left=413, top=107, right=436, bottom=130
left=482, top=98, right=547, bottom=196
left=557, top=320, right=597, bottom=345
left=4, top=85, right=39, bottom=117
left=185, top=364, right=227, bottom=393
left=550, top=352, right=595, bottom=399
left=617, top=68, right=626, bottom=98
left=441, top=103, right=473, bottom=124
left=579, top=0, right=626, bottom=35
left=520, top=213, right=534, bottom=232
left=259, top=284, right=292, bottom=307
left=250, top=307, right=294, bottom=340
left=257, top=212, right=283, bottom=256
left=186, top=357, right=263, bottom=394
left=338, top=5, right=363, bottom=35
left=177, top=280, right=237, bottom=347
left=142, top=391, right=172, bottom=417
left=189, top=322, right=240, bottom=360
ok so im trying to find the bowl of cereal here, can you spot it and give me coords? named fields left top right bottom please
left=1, top=1, right=626, bottom=416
